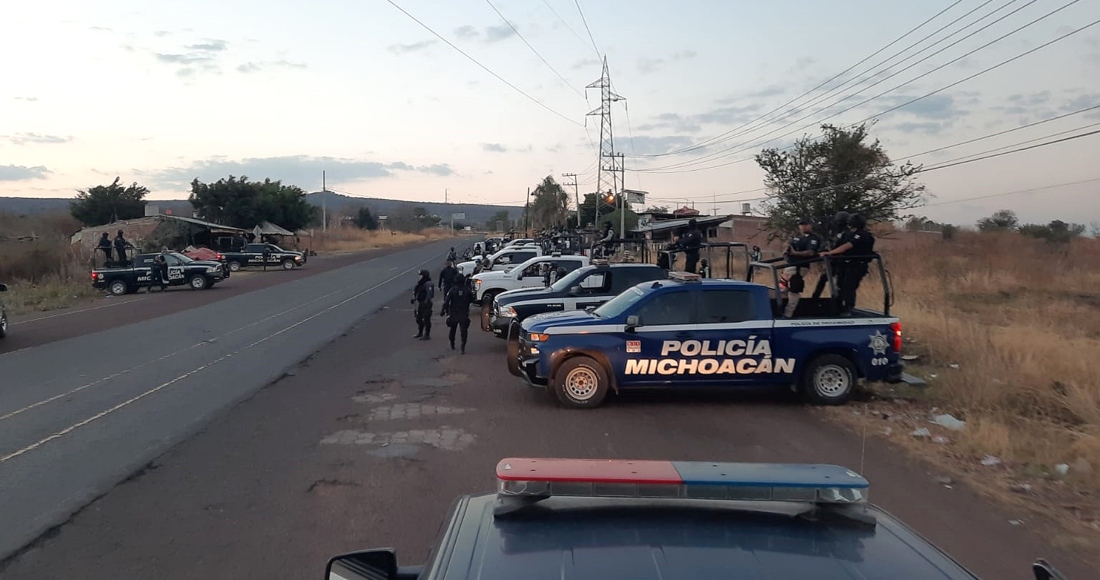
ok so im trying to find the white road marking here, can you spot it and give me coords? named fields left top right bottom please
left=0, top=260, right=427, bottom=464
left=11, top=297, right=149, bottom=325
left=0, top=253, right=426, bottom=421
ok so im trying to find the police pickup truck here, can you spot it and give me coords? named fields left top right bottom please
left=471, top=254, right=589, bottom=306
left=323, top=457, right=1057, bottom=580
left=485, top=262, right=667, bottom=338
left=216, top=242, right=305, bottom=272
left=456, top=245, right=542, bottom=277
left=510, top=271, right=904, bottom=408
left=91, top=252, right=228, bottom=295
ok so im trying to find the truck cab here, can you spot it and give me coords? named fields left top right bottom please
left=456, top=246, right=542, bottom=276
left=512, top=273, right=904, bottom=408
left=471, top=254, right=589, bottom=305
left=218, top=243, right=305, bottom=272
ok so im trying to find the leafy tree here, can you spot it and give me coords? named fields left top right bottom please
left=189, top=176, right=312, bottom=231
left=755, top=123, right=924, bottom=238
left=941, top=224, right=958, bottom=240
left=577, top=192, right=618, bottom=229
left=70, top=177, right=148, bottom=226
left=355, top=206, right=378, bottom=230
left=644, top=205, right=670, bottom=213
left=977, top=209, right=1018, bottom=232
left=599, top=207, right=639, bottom=234
left=1019, top=220, right=1085, bottom=243
left=527, top=176, right=570, bottom=230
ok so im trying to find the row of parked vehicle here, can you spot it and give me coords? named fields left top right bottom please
left=90, top=242, right=306, bottom=296
left=466, top=241, right=912, bottom=409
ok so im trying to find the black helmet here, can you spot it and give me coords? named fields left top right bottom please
left=833, top=211, right=850, bottom=227
left=848, top=214, right=867, bottom=229
left=418, top=269, right=430, bottom=278
left=454, top=274, right=465, bottom=285
left=688, top=218, right=698, bottom=227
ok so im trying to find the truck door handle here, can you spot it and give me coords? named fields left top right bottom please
left=675, top=332, right=692, bottom=339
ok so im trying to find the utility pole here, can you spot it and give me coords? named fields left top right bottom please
left=615, top=152, right=626, bottom=238
left=524, top=187, right=531, bottom=234
left=561, top=172, right=579, bottom=226
left=586, top=57, right=623, bottom=230
left=322, top=170, right=327, bottom=232
left=447, top=188, right=453, bottom=234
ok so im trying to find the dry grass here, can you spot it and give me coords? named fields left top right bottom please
left=3, top=275, right=100, bottom=316
left=819, top=230, right=1100, bottom=558
left=310, top=227, right=460, bottom=253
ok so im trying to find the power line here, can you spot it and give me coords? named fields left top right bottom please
left=383, top=0, right=583, bottom=127
left=922, top=127, right=1100, bottom=171
left=923, top=120, right=1100, bottom=165
left=483, top=0, right=584, bottom=98
left=540, top=0, right=591, bottom=54
left=919, top=176, right=1100, bottom=207
left=573, top=0, right=602, bottom=58
left=635, top=11, right=1100, bottom=174
left=629, top=0, right=971, bottom=159
left=639, top=0, right=1068, bottom=173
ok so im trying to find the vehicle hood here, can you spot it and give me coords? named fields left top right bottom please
left=191, top=260, right=224, bottom=267
left=457, top=259, right=479, bottom=274
left=495, top=286, right=554, bottom=305
left=473, top=270, right=508, bottom=281
left=522, top=309, right=600, bottom=332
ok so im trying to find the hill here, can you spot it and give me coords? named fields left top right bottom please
left=0, top=193, right=523, bottom=228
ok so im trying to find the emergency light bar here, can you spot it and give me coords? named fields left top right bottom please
left=496, top=458, right=868, bottom=504
left=591, top=259, right=610, bottom=266
left=668, top=271, right=702, bottom=282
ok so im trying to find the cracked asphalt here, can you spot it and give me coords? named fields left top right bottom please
left=2, top=245, right=1097, bottom=579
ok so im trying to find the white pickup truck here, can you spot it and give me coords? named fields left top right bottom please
left=456, top=245, right=542, bottom=276
left=470, top=254, right=590, bottom=305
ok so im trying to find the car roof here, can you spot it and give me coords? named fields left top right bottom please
left=436, top=495, right=977, bottom=580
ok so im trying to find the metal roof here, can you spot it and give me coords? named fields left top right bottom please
left=631, top=215, right=731, bottom=234
left=166, top=214, right=247, bottom=233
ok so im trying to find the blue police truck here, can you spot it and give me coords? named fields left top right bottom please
left=508, top=270, right=905, bottom=408
left=324, top=457, right=1066, bottom=580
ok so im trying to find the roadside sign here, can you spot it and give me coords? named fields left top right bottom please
left=452, top=213, right=465, bottom=220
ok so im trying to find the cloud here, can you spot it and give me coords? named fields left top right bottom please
left=638, top=57, right=664, bottom=74
left=0, top=165, right=51, bottom=181
left=6, top=133, right=73, bottom=145
left=237, top=62, right=261, bottom=73
left=155, top=52, right=215, bottom=65
left=90, top=26, right=112, bottom=32
left=236, top=60, right=308, bottom=73
left=484, top=23, right=517, bottom=42
left=613, top=136, right=695, bottom=156
left=891, top=121, right=949, bottom=135
left=571, top=58, right=599, bottom=70
left=176, top=68, right=196, bottom=78
left=878, top=93, right=969, bottom=121
left=454, top=25, right=479, bottom=39
left=143, top=155, right=454, bottom=190
left=14, top=96, right=38, bottom=102
left=671, top=50, right=697, bottom=60
left=388, top=40, right=436, bottom=55
left=482, top=143, right=508, bottom=153
left=185, top=40, right=228, bottom=51
left=154, top=30, right=171, bottom=37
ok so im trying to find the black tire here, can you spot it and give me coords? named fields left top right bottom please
left=281, top=259, right=296, bottom=271
left=553, top=355, right=610, bottom=408
left=227, top=261, right=242, bottom=272
left=0, top=310, right=8, bottom=339
left=801, top=354, right=857, bottom=405
left=506, top=322, right=522, bottom=377
left=480, top=302, right=492, bottom=332
left=188, top=274, right=208, bottom=290
left=108, top=279, right=128, bottom=296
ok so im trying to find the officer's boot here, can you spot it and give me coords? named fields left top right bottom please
left=421, top=324, right=431, bottom=340
left=461, top=341, right=467, bottom=355
left=413, top=322, right=423, bottom=339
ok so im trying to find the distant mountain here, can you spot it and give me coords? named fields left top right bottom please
left=0, top=192, right=523, bottom=227
left=304, top=191, right=523, bottom=226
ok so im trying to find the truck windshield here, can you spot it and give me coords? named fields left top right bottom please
left=168, top=253, right=194, bottom=263
left=593, top=286, right=645, bottom=318
left=549, top=268, right=588, bottom=292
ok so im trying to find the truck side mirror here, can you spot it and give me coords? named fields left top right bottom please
left=625, top=315, right=641, bottom=332
left=326, top=549, right=421, bottom=580
left=569, top=285, right=581, bottom=296
left=0, top=283, right=7, bottom=292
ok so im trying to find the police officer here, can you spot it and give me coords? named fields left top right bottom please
left=113, top=230, right=133, bottom=267
left=438, top=260, right=458, bottom=298
left=782, top=217, right=823, bottom=318
left=441, top=273, right=473, bottom=353
left=446, top=247, right=457, bottom=263
left=812, top=211, right=851, bottom=300
left=411, top=269, right=435, bottom=340
left=820, top=213, right=875, bottom=316
left=97, top=232, right=114, bottom=265
left=680, top=218, right=703, bottom=274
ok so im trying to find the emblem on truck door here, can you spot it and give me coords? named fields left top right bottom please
left=868, top=331, right=890, bottom=356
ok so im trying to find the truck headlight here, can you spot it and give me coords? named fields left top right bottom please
left=502, top=306, right=517, bottom=318
left=475, top=279, right=482, bottom=288
left=207, top=266, right=220, bottom=273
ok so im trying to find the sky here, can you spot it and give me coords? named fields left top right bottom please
left=2, top=0, right=1099, bottom=227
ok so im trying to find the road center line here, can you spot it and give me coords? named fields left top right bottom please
left=11, top=297, right=149, bottom=326
left=0, top=251, right=418, bottom=422
left=0, top=257, right=435, bottom=464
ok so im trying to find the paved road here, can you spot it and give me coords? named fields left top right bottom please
left=0, top=239, right=464, bottom=564
left=2, top=282, right=1095, bottom=578
left=1, top=243, right=435, bottom=353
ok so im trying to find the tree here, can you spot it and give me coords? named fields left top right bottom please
left=977, top=209, right=1018, bottom=232
left=578, top=192, right=618, bottom=228
left=755, top=123, right=924, bottom=238
left=189, top=176, right=313, bottom=231
left=70, top=177, right=148, bottom=226
left=355, top=206, right=378, bottom=230
left=644, top=205, right=669, bottom=214
left=1019, top=220, right=1085, bottom=244
left=527, top=176, right=570, bottom=230
left=388, top=204, right=441, bottom=232
left=487, top=210, right=511, bottom=231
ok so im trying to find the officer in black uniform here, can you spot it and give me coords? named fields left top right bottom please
left=438, top=260, right=458, bottom=298
left=441, top=273, right=473, bottom=353
left=820, top=213, right=874, bottom=316
left=812, top=211, right=850, bottom=300
left=782, top=217, right=823, bottom=318
left=679, top=218, right=703, bottom=274
left=411, top=269, right=435, bottom=340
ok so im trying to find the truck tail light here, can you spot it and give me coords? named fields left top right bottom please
left=90, top=272, right=98, bottom=281
left=216, top=253, right=224, bottom=260
left=890, top=322, right=902, bottom=353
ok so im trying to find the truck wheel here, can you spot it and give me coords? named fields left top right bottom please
left=108, top=279, right=128, bottom=296
left=0, top=310, right=8, bottom=338
left=281, top=259, right=295, bottom=270
left=506, top=323, right=522, bottom=377
left=227, top=261, right=241, bottom=272
left=553, top=356, right=609, bottom=408
left=802, top=354, right=857, bottom=405
left=188, top=274, right=208, bottom=290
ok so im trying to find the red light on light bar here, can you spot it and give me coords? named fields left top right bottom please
left=890, top=322, right=902, bottom=353
left=496, top=458, right=683, bottom=485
